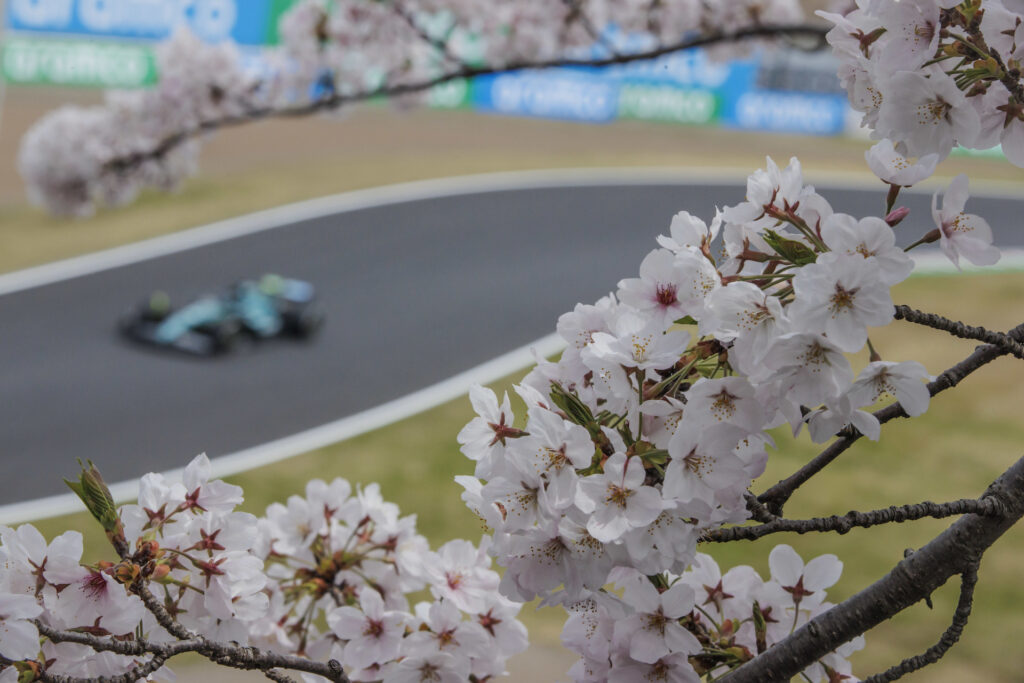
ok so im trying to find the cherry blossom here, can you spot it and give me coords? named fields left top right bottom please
left=846, top=360, right=933, bottom=417
left=931, top=174, right=1001, bottom=268
left=865, top=138, right=939, bottom=187
left=819, top=213, right=914, bottom=286
left=789, top=254, right=894, bottom=353
left=575, top=453, right=668, bottom=543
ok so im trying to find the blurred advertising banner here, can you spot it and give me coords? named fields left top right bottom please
left=2, top=36, right=156, bottom=87
left=431, top=45, right=852, bottom=137
left=2, top=0, right=297, bottom=87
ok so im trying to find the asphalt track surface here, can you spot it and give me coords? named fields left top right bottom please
left=2, top=180, right=1022, bottom=505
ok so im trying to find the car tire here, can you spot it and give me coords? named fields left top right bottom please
left=211, top=321, right=241, bottom=354
left=293, top=309, right=325, bottom=339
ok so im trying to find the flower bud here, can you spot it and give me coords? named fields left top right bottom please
left=150, top=563, right=171, bottom=581
left=65, top=460, right=128, bottom=557
left=884, top=206, right=910, bottom=227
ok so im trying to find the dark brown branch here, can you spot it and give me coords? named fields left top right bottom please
left=66, top=585, right=352, bottom=679
left=103, top=24, right=827, bottom=174
left=136, top=584, right=195, bottom=640
left=862, top=562, right=980, bottom=683
left=758, top=320, right=1024, bottom=515
left=719, top=453, right=1024, bottom=683
left=744, top=491, right=778, bottom=523
left=705, top=497, right=1005, bottom=542
left=36, top=620, right=350, bottom=683
left=894, top=305, right=1024, bottom=360
left=38, top=655, right=168, bottom=683
left=264, top=670, right=299, bottom=683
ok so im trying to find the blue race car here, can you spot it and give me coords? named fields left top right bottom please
left=119, top=274, right=324, bottom=355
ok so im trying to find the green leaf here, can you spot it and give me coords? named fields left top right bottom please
left=762, top=230, right=817, bottom=265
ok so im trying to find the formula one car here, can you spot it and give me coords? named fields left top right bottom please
left=119, top=274, right=324, bottom=356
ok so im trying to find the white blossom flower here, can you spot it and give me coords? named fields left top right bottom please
left=663, top=425, right=749, bottom=507
left=508, top=406, right=593, bottom=510
left=575, top=454, right=668, bottom=543
left=865, top=138, right=938, bottom=186
left=789, top=254, right=894, bottom=352
left=758, top=332, right=854, bottom=411
left=766, top=544, right=843, bottom=611
left=876, top=69, right=981, bottom=159
left=931, top=174, right=1000, bottom=268
left=618, top=249, right=720, bottom=326
left=656, top=210, right=719, bottom=253
left=612, top=570, right=701, bottom=663
left=585, top=314, right=689, bottom=373
left=0, top=593, right=43, bottom=660
left=820, top=213, right=914, bottom=285
left=385, top=651, right=469, bottom=683
left=328, top=588, right=407, bottom=670
left=457, top=384, right=518, bottom=479
left=847, top=360, right=932, bottom=416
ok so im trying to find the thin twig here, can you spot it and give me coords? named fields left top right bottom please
left=758, top=321, right=1024, bottom=515
left=103, top=24, right=827, bottom=174
left=391, top=1, right=469, bottom=68
left=862, top=562, right=980, bottom=683
left=895, top=305, right=1024, bottom=360
left=705, top=497, right=1005, bottom=542
left=136, top=584, right=195, bottom=640
left=38, top=655, right=168, bottom=683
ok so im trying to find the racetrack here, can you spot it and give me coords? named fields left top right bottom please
left=2, top=172, right=1022, bottom=508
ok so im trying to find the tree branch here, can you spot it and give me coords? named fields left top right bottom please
left=103, top=24, right=827, bottom=175
left=862, top=562, right=980, bottom=683
left=719, top=453, right=1024, bottom=683
left=758, top=321, right=1024, bottom=515
left=706, top=497, right=1005, bottom=542
left=69, top=586, right=353, bottom=682
left=38, top=655, right=168, bottom=683
left=894, top=305, right=1024, bottom=360
left=36, top=619, right=351, bottom=683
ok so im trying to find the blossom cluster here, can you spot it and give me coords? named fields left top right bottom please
left=279, top=0, right=803, bottom=90
left=822, top=0, right=1024, bottom=166
left=18, top=32, right=254, bottom=217
left=0, top=455, right=526, bottom=683
left=455, top=149, right=1001, bottom=680
left=17, top=0, right=804, bottom=216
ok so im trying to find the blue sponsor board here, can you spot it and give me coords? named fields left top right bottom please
left=452, top=42, right=849, bottom=136
left=723, top=90, right=849, bottom=136
left=6, top=0, right=277, bottom=45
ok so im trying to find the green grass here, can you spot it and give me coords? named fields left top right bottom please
left=31, top=271, right=1024, bottom=682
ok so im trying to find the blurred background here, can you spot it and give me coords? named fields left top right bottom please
left=2, top=1, right=1023, bottom=681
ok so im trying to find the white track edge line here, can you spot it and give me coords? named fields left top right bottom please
left=2, top=166, right=1023, bottom=297
left=0, top=334, right=566, bottom=525
left=911, top=247, right=1024, bottom=274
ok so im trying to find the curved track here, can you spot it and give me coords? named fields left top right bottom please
left=2, top=174, right=1022, bottom=506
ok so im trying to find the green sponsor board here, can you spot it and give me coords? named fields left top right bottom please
left=264, top=0, right=304, bottom=45
left=427, top=78, right=472, bottom=109
left=618, top=83, right=718, bottom=125
left=952, top=144, right=1006, bottom=160
left=2, top=37, right=157, bottom=88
